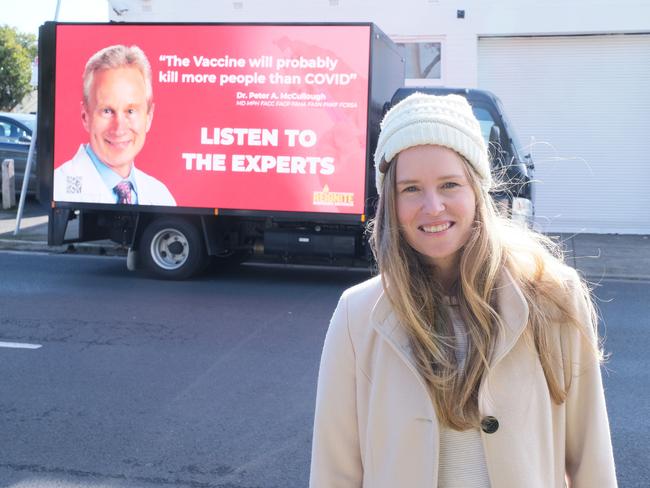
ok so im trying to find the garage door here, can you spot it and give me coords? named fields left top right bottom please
left=478, top=34, right=650, bottom=234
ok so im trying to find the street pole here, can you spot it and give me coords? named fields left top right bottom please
left=14, top=0, right=61, bottom=234
left=14, top=130, right=37, bottom=235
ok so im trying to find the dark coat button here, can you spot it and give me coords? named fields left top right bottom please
left=481, top=416, right=499, bottom=434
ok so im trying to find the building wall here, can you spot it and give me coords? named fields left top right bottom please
left=111, top=0, right=650, bottom=35
left=472, top=0, right=649, bottom=36
left=111, top=0, right=650, bottom=88
left=109, top=0, right=650, bottom=233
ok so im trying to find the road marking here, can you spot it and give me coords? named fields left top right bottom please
left=0, top=341, right=42, bottom=349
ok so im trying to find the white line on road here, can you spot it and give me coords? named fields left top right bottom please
left=0, top=341, right=42, bottom=349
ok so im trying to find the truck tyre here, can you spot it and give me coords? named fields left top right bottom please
left=140, top=217, right=207, bottom=280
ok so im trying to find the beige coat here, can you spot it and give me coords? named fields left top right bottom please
left=310, top=268, right=617, bottom=488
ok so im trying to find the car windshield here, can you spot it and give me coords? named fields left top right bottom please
left=13, top=115, right=35, bottom=133
left=494, top=98, right=524, bottom=159
left=471, top=107, right=497, bottom=145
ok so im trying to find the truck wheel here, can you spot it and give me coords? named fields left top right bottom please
left=140, top=217, right=207, bottom=280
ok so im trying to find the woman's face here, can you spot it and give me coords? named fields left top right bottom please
left=395, top=144, right=477, bottom=276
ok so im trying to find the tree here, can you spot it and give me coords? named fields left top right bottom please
left=0, top=25, right=36, bottom=111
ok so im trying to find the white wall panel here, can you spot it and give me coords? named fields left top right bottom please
left=478, top=34, right=650, bottom=233
left=112, top=1, right=650, bottom=37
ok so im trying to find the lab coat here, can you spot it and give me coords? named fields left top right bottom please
left=53, top=145, right=176, bottom=206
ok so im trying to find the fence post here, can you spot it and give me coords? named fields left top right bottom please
left=2, top=159, right=16, bottom=209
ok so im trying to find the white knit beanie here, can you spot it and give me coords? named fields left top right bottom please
left=374, top=93, right=491, bottom=192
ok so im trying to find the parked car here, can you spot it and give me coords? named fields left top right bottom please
left=0, top=112, right=37, bottom=199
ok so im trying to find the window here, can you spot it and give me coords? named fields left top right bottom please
left=471, top=106, right=509, bottom=169
left=0, top=120, right=31, bottom=144
left=396, top=42, right=442, bottom=80
left=472, top=107, right=496, bottom=145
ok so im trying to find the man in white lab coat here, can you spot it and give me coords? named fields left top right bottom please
left=54, top=45, right=176, bottom=206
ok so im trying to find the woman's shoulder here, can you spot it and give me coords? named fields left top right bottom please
left=508, top=258, right=594, bottom=330
left=340, top=274, right=384, bottom=303
left=333, top=275, right=389, bottom=334
left=541, top=260, right=583, bottom=291
left=507, top=247, right=583, bottom=294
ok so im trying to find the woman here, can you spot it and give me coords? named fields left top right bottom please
left=310, top=93, right=617, bottom=487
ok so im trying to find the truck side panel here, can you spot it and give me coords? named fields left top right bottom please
left=47, top=23, right=381, bottom=216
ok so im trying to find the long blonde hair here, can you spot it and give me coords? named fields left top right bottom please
left=369, top=154, right=600, bottom=430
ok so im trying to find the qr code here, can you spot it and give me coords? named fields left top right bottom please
left=66, top=176, right=82, bottom=194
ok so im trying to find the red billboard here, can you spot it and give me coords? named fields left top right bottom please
left=52, top=24, right=371, bottom=214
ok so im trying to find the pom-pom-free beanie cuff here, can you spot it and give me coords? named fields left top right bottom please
left=374, top=93, right=491, bottom=192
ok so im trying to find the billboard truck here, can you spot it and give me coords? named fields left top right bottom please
left=38, top=22, right=533, bottom=279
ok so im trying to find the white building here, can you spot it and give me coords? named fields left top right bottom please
left=109, top=0, right=650, bottom=234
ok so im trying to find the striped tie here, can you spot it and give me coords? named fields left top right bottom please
left=114, top=180, right=133, bottom=204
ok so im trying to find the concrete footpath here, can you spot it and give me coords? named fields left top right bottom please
left=0, top=200, right=127, bottom=257
left=1, top=200, right=649, bottom=281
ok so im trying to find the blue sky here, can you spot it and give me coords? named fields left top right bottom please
left=3, top=0, right=109, bottom=36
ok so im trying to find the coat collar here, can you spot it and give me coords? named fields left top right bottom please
left=370, top=268, right=529, bottom=369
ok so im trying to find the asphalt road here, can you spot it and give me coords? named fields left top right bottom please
left=0, top=252, right=648, bottom=487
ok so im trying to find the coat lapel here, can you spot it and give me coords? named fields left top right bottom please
left=370, top=288, right=428, bottom=387
left=370, top=291, right=409, bottom=349
left=369, top=268, right=530, bottom=372
left=490, top=268, right=529, bottom=367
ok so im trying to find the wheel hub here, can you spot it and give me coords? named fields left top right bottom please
left=149, top=228, right=189, bottom=270
left=168, top=241, right=185, bottom=255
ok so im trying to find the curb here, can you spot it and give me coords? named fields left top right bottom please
left=1, top=238, right=648, bottom=282
left=577, top=272, right=650, bottom=283
left=0, top=239, right=127, bottom=257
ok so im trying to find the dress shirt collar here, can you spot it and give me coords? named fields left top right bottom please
left=85, top=144, right=139, bottom=204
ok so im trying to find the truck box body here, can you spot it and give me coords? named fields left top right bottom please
left=39, top=22, right=402, bottom=216
left=37, top=22, right=404, bottom=277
